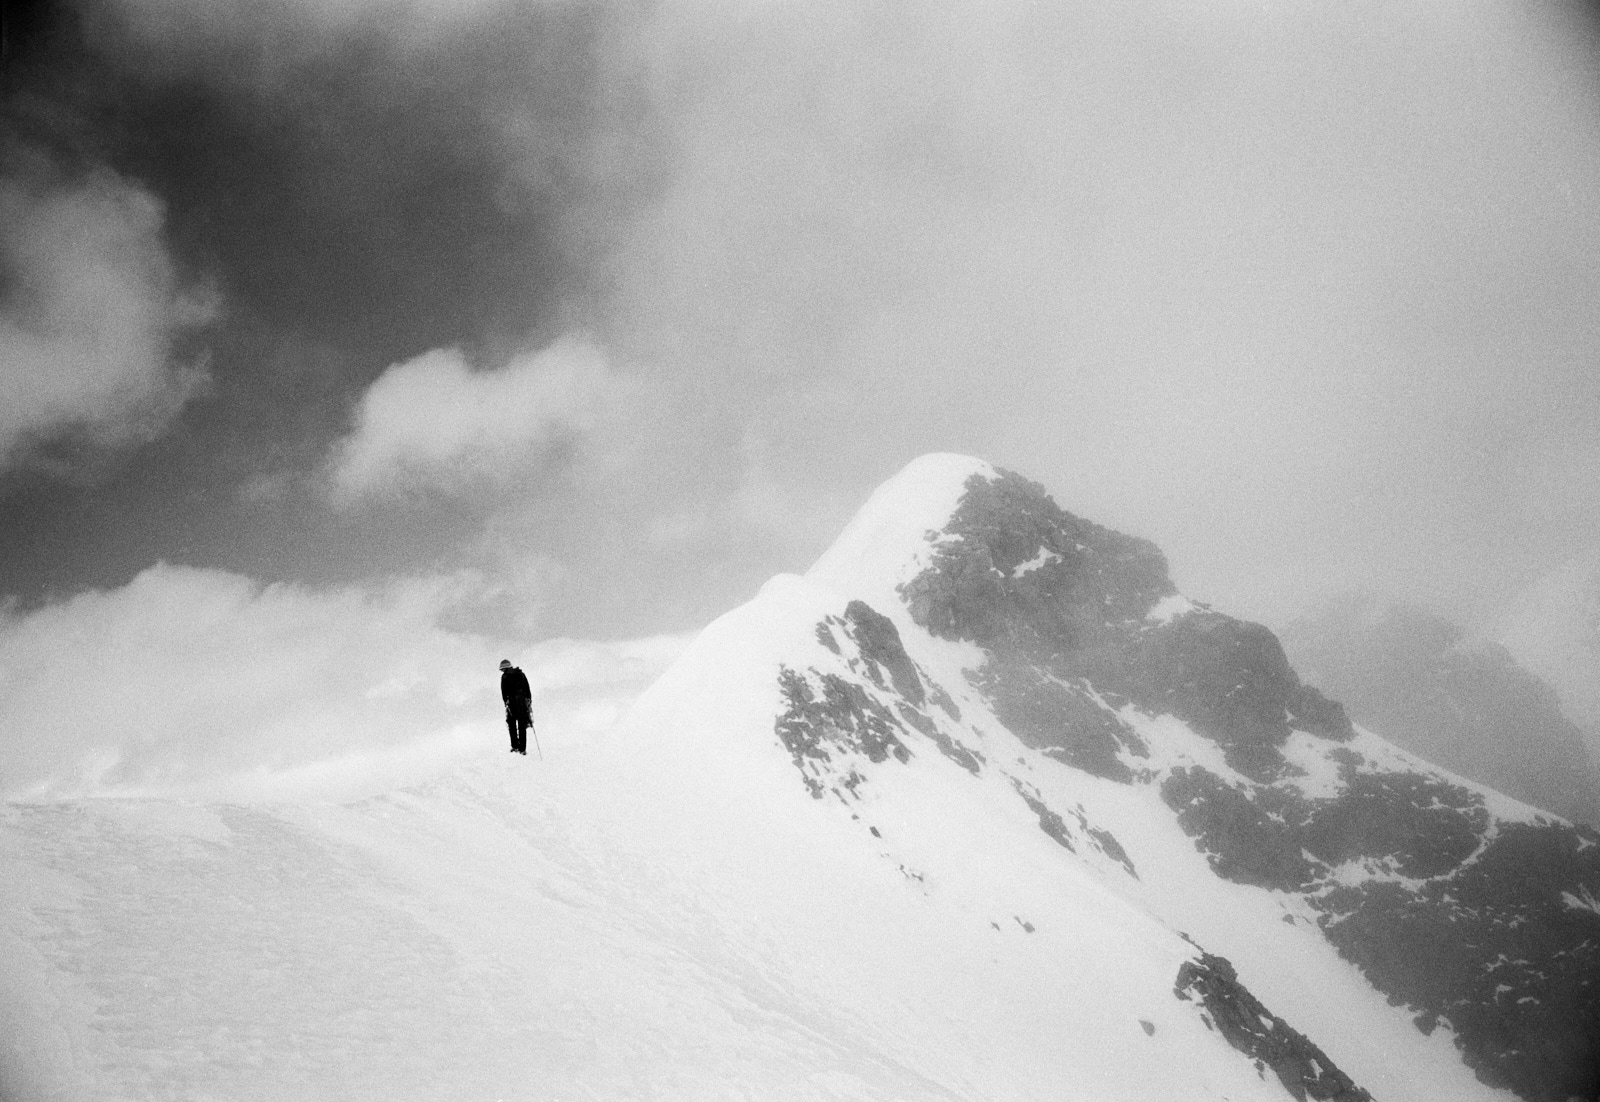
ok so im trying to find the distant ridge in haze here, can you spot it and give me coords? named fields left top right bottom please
left=1280, top=595, right=1600, bottom=826
left=1498, top=557, right=1600, bottom=753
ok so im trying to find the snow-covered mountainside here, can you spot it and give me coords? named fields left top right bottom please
left=795, top=456, right=1599, bottom=1102
left=3, top=455, right=1597, bottom=1102
left=1279, top=596, right=1600, bottom=825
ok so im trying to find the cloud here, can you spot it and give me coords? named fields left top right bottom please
left=16, top=0, right=1596, bottom=650
left=327, top=337, right=617, bottom=503
left=0, top=561, right=687, bottom=801
left=572, top=0, right=1600, bottom=630
left=87, top=0, right=522, bottom=82
left=0, top=163, right=213, bottom=470
left=63, top=0, right=607, bottom=387
left=1495, top=556, right=1600, bottom=739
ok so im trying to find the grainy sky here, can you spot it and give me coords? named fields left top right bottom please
left=4, top=0, right=1600, bottom=794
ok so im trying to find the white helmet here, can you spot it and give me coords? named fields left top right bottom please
left=498, top=659, right=512, bottom=670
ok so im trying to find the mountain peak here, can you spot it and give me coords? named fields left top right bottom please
left=807, top=455, right=1179, bottom=637
left=761, top=459, right=1600, bottom=1100
left=806, top=452, right=998, bottom=612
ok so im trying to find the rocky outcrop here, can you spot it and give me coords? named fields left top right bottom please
left=774, top=584, right=1131, bottom=882
left=1113, top=611, right=1353, bottom=781
left=1011, top=777, right=1139, bottom=878
left=777, top=599, right=989, bottom=802
left=1161, top=760, right=1492, bottom=891
left=972, top=657, right=1145, bottom=782
left=774, top=667, right=910, bottom=801
left=899, top=470, right=1350, bottom=784
left=1174, top=952, right=1374, bottom=1102
left=900, top=470, right=1174, bottom=654
left=842, top=600, right=926, bottom=706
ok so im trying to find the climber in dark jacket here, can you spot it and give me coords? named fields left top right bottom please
left=499, top=659, right=533, bottom=755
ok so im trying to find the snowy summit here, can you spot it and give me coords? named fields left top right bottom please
left=3, top=455, right=1598, bottom=1102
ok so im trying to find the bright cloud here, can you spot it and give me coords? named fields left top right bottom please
left=0, top=167, right=211, bottom=469
left=0, top=562, right=687, bottom=802
left=328, top=338, right=615, bottom=503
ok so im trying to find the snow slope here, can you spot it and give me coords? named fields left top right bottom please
left=0, top=716, right=1306, bottom=1102
left=4, top=454, right=1594, bottom=1101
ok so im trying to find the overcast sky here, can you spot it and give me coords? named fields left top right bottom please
left=4, top=0, right=1600, bottom=795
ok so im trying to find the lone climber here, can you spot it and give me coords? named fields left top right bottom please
left=499, top=659, right=534, bottom=756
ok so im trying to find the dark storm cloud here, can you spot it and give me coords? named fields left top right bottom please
left=70, top=0, right=613, bottom=375
left=0, top=0, right=619, bottom=597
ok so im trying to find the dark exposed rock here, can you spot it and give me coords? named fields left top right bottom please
left=1080, top=818, right=1138, bottom=879
left=776, top=603, right=985, bottom=797
left=1111, top=612, right=1347, bottom=781
left=1161, top=767, right=1324, bottom=891
left=774, top=666, right=910, bottom=800
left=899, top=470, right=1348, bottom=787
left=973, top=657, right=1143, bottom=783
left=1011, top=778, right=1077, bottom=853
left=1163, top=760, right=1600, bottom=1101
left=896, top=701, right=983, bottom=775
left=899, top=470, right=1174, bottom=654
left=1286, top=682, right=1357, bottom=746
left=1174, top=952, right=1375, bottom=1102
left=1009, top=778, right=1139, bottom=878
left=1316, top=820, right=1600, bottom=1102
left=1161, top=764, right=1492, bottom=889
left=1299, top=771, right=1487, bottom=879
left=927, top=681, right=962, bottom=721
left=843, top=600, right=925, bottom=705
